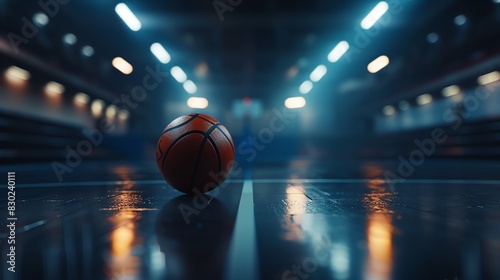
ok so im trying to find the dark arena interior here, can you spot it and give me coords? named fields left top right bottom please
left=1, top=0, right=500, bottom=279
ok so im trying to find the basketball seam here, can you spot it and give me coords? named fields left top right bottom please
left=189, top=123, right=221, bottom=191
left=161, top=114, right=198, bottom=135
left=207, top=135, right=222, bottom=176
left=160, top=130, right=206, bottom=178
left=194, top=115, right=235, bottom=153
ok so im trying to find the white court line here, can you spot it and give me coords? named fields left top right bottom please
left=17, top=178, right=500, bottom=188
left=225, top=179, right=258, bottom=280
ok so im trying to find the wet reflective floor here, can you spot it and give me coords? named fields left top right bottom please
left=1, top=159, right=500, bottom=280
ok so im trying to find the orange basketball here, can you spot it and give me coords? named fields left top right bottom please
left=156, top=114, right=235, bottom=194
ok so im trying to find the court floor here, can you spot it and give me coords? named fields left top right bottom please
left=1, top=159, right=500, bottom=280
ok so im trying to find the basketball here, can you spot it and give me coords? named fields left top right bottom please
left=156, top=114, right=235, bottom=194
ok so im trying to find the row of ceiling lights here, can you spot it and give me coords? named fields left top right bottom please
left=32, top=3, right=206, bottom=110
left=114, top=3, right=206, bottom=109
left=286, top=0, right=500, bottom=111
left=4, top=65, right=129, bottom=120
left=382, top=71, right=500, bottom=116
left=285, top=1, right=390, bottom=110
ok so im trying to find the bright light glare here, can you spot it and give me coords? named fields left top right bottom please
left=115, top=3, right=142, bottom=31
left=310, top=65, right=327, bottom=82
left=183, top=80, right=197, bottom=94
left=442, top=85, right=460, bottom=97
left=416, top=94, right=433, bottom=105
left=91, top=99, right=105, bottom=117
left=6, top=66, right=30, bottom=81
left=33, top=12, right=49, bottom=27
left=44, top=81, right=65, bottom=96
left=106, top=105, right=117, bottom=119
left=170, top=66, right=187, bottom=83
left=82, top=46, right=94, bottom=57
left=361, top=1, right=389, bottom=30
left=74, top=92, right=89, bottom=105
left=328, top=41, right=349, bottom=63
left=63, top=33, right=77, bottom=45
left=151, top=43, right=171, bottom=64
left=187, top=97, right=208, bottom=109
left=285, top=97, right=306, bottom=109
left=382, top=105, right=395, bottom=116
left=477, top=71, right=500, bottom=85
left=454, top=15, right=467, bottom=26
left=112, top=57, right=133, bottom=75
left=118, top=109, right=129, bottom=120
left=367, top=55, right=390, bottom=73
left=299, top=80, right=313, bottom=94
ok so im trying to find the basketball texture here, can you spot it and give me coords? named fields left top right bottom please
left=156, top=114, right=235, bottom=194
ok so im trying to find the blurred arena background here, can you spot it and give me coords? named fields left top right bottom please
left=0, top=0, right=499, bottom=169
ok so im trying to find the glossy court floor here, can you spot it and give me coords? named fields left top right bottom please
left=1, top=159, right=500, bottom=280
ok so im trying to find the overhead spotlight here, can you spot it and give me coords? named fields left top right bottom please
left=170, top=66, right=187, bottom=83
left=82, top=46, right=94, bottom=57
left=399, top=101, right=410, bottom=111
left=310, top=65, right=327, bottom=82
left=416, top=93, right=433, bottom=105
left=33, top=12, right=49, bottom=27
left=187, top=97, right=208, bottom=109
left=115, top=3, right=142, bottom=31
left=183, top=80, right=197, bottom=94
left=63, top=33, right=77, bottom=45
left=44, top=81, right=65, bottom=96
left=118, top=109, right=129, bottom=120
left=74, top=92, right=89, bottom=105
left=151, top=43, right=171, bottom=64
left=454, top=15, right=467, bottom=26
left=477, top=71, right=500, bottom=85
left=5, top=66, right=30, bottom=81
left=91, top=99, right=105, bottom=117
left=299, top=80, right=313, bottom=94
left=361, top=1, right=389, bottom=30
left=328, top=41, right=349, bottom=63
left=382, top=105, right=395, bottom=116
left=112, top=57, right=133, bottom=75
left=367, top=55, right=390, bottom=73
left=285, top=97, right=306, bottom=109
left=427, top=33, right=439, bottom=44
left=494, top=0, right=500, bottom=3
left=442, top=85, right=460, bottom=97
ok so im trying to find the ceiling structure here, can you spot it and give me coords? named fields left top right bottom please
left=1, top=0, right=499, bottom=120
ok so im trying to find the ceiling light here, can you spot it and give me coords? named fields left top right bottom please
left=285, top=97, right=306, bottom=109
left=361, top=1, right=389, bottom=30
left=112, top=57, right=133, bottom=75
left=310, top=65, right=327, bottom=82
left=187, top=97, right=208, bottom=109
left=115, top=3, right=142, bottom=31
left=299, top=80, right=313, bottom=94
left=151, top=43, right=171, bottom=64
left=328, top=41, right=349, bottom=63
left=170, top=66, right=187, bottom=83
left=183, top=80, right=197, bottom=94
left=416, top=94, right=433, bottom=105
left=367, top=55, right=390, bottom=73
